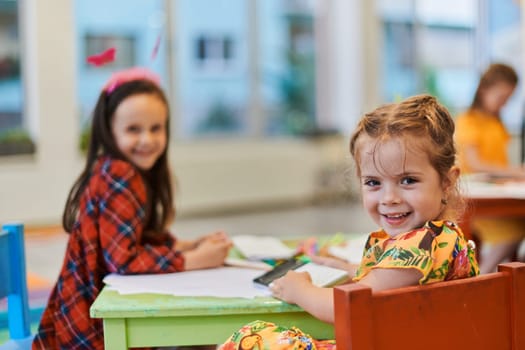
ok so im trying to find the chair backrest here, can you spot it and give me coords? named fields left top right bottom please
left=334, top=262, right=525, bottom=350
left=0, top=223, right=31, bottom=340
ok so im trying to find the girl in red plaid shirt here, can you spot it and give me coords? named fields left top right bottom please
left=32, top=68, right=232, bottom=350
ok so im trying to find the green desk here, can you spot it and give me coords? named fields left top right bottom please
left=90, top=287, right=333, bottom=349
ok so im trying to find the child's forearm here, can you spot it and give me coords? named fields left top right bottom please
left=293, top=286, right=335, bottom=324
left=175, top=239, right=198, bottom=252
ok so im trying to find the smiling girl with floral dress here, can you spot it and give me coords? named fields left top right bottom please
left=219, top=94, right=479, bottom=350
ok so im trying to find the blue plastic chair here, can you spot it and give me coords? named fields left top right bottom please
left=0, top=223, right=33, bottom=350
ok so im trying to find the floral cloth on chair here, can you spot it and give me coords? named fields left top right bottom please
left=219, top=320, right=335, bottom=350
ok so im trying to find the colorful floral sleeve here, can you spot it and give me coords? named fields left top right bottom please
left=95, top=158, right=185, bottom=274
left=353, top=221, right=479, bottom=285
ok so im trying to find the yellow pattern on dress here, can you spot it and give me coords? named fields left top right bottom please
left=353, top=221, right=479, bottom=284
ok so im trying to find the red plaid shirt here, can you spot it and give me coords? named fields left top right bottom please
left=32, top=156, right=185, bottom=349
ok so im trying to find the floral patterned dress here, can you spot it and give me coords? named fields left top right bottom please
left=354, top=220, right=479, bottom=283
left=219, top=221, right=479, bottom=350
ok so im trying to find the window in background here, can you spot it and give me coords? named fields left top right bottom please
left=195, top=34, right=234, bottom=70
left=173, top=0, right=318, bottom=138
left=259, top=0, right=317, bottom=136
left=84, top=34, right=136, bottom=69
left=75, top=0, right=166, bottom=151
left=174, top=0, right=249, bottom=137
left=376, top=0, right=478, bottom=116
left=75, top=0, right=319, bottom=141
left=0, top=0, right=32, bottom=156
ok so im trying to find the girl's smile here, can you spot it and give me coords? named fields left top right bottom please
left=358, top=136, right=455, bottom=237
left=111, top=93, right=168, bottom=171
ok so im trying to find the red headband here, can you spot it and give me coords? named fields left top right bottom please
left=104, top=67, right=161, bottom=94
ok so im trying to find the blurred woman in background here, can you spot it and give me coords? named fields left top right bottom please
left=455, top=62, right=525, bottom=274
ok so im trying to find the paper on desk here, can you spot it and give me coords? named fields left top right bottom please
left=232, top=235, right=294, bottom=260
left=462, top=179, right=525, bottom=199
left=328, top=233, right=368, bottom=264
left=103, top=267, right=271, bottom=298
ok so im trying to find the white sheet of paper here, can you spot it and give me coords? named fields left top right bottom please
left=232, top=235, right=294, bottom=260
left=103, top=267, right=271, bottom=298
left=462, top=176, right=525, bottom=199
left=294, top=262, right=349, bottom=287
left=328, top=234, right=368, bottom=264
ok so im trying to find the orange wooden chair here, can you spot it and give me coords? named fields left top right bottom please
left=334, top=262, right=525, bottom=350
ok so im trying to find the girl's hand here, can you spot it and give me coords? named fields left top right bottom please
left=270, top=270, right=314, bottom=304
left=271, top=269, right=337, bottom=324
left=176, top=230, right=230, bottom=252
left=175, top=239, right=198, bottom=252
left=195, top=230, right=230, bottom=247
left=183, top=233, right=232, bottom=270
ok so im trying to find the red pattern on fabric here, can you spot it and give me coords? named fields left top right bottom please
left=32, top=156, right=185, bottom=349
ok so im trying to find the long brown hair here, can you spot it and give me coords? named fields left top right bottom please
left=349, top=94, right=463, bottom=220
left=63, top=79, right=175, bottom=240
left=470, top=63, right=518, bottom=117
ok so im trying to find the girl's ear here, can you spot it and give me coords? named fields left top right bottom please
left=442, top=166, right=460, bottom=193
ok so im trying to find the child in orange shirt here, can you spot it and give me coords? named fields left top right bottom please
left=455, top=63, right=525, bottom=273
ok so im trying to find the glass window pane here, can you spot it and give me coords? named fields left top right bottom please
left=259, top=0, right=317, bottom=136
left=0, top=0, right=31, bottom=156
left=174, top=0, right=249, bottom=137
left=75, top=0, right=167, bottom=146
left=376, top=0, right=478, bottom=115
left=173, top=0, right=318, bottom=138
left=75, top=1, right=320, bottom=140
left=381, top=21, right=418, bottom=101
left=416, top=0, right=476, bottom=26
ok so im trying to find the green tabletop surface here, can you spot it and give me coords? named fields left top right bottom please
left=89, top=235, right=355, bottom=348
left=91, top=287, right=306, bottom=318
left=91, top=288, right=333, bottom=348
